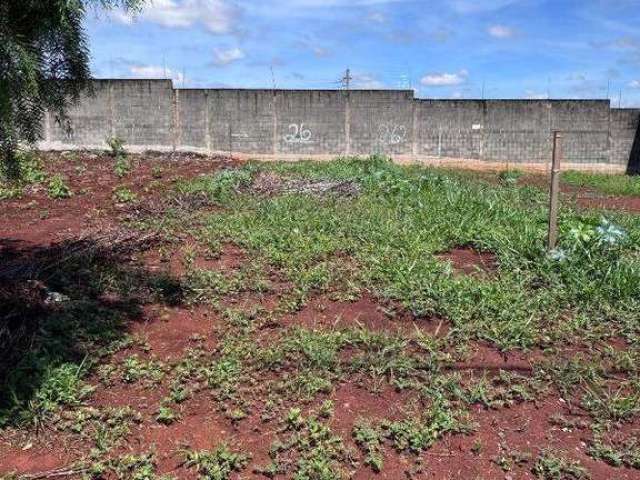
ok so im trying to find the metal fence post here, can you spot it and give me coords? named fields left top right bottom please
left=548, top=131, right=562, bottom=250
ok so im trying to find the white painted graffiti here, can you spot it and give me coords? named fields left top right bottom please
left=377, top=123, right=407, bottom=145
left=284, top=123, right=313, bottom=144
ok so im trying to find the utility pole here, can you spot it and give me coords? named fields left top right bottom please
left=548, top=131, right=562, bottom=251
left=270, top=65, right=277, bottom=90
left=341, top=68, right=352, bottom=90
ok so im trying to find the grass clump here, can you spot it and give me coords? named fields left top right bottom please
left=183, top=444, right=249, bottom=480
left=498, top=169, right=523, bottom=185
left=351, top=402, right=473, bottom=474
left=21, top=362, right=94, bottom=425
left=353, top=420, right=384, bottom=472
left=532, top=451, right=590, bottom=479
left=176, top=167, right=255, bottom=203
left=47, top=174, right=72, bottom=199
left=120, top=355, right=165, bottom=385
left=1, top=150, right=46, bottom=184
left=266, top=410, right=347, bottom=480
left=382, top=402, right=472, bottom=453
left=113, top=185, right=138, bottom=203
left=87, top=452, right=174, bottom=480
left=107, top=136, right=131, bottom=178
left=0, top=150, right=47, bottom=199
left=588, top=436, right=640, bottom=469
left=155, top=405, right=178, bottom=425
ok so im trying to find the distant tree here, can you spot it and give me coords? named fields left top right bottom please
left=0, top=0, right=144, bottom=178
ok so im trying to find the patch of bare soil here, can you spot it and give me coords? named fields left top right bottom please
left=437, top=247, right=498, bottom=276
left=519, top=173, right=640, bottom=213
left=130, top=305, right=219, bottom=360
left=330, top=382, right=412, bottom=437
left=251, top=171, right=361, bottom=197
left=0, top=151, right=236, bottom=247
left=283, top=293, right=449, bottom=337
left=575, top=194, right=640, bottom=212
left=450, top=341, right=545, bottom=375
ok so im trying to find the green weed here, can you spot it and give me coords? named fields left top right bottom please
left=47, top=174, right=72, bottom=198
left=22, top=362, right=94, bottom=424
left=353, top=420, right=384, bottom=472
left=120, top=355, right=165, bottom=385
left=588, top=435, right=640, bottom=469
left=532, top=451, right=590, bottom=479
left=176, top=167, right=255, bottom=203
left=498, top=169, right=523, bottom=185
left=268, top=411, right=347, bottom=480
left=183, top=444, right=249, bottom=480
left=156, top=406, right=178, bottom=425
left=382, top=401, right=471, bottom=453
left=113, top=185, right=138, bottom=203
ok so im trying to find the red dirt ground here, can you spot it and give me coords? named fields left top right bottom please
left=0, top=151, right=235, bottom=247
left=517, top=173, right=640, bottom=212
left=282, top=293, right=449, bottom=337
left=1, top=152, right=639, bottom=479
left=575, top=194, right=640, bottom=212
left=437, top=247, right=498, bottom=276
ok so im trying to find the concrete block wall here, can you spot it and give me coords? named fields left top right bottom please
left=348, top=90, right=414, bottom=156
left=207, top=90, right=276, bottom=154
left=551, top=101, right=610, bottom=165
left=417, top=100, right=485, bottom=159
left=40, top=79, right=640, bottom=171
left=47, top=81, right=112, bottom=147
left=610, top=109, right=640, bottom=168
left=275, top=90, right=348, bottom=155
left=46, top=80, right=175, bottom=149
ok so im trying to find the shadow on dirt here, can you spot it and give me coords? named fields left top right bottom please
left=0, top=234, right=183, bottom=424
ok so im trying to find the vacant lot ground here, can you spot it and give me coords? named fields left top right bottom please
left=1, top=152, right=639, bottom=480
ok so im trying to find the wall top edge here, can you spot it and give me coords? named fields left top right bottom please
left=417, top=98, right=611, bottom=103
left=89, top=80, right=614, bottom=105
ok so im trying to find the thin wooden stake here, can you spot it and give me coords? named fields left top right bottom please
left=548, top=131, right=562, bottom=250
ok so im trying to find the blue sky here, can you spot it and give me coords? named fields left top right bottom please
left=87, top=0, right=640, bottom=105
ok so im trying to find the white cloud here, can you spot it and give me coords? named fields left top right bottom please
left=129, top=64, right=186, bottom=83
left=113, top=0, right=240, bottom=34
left=311, top=46, right=331, bottom=58
left=213, top=47, right=245, bottom=65
left=629, top=80, right=640, bottom=88
left=367, top=12, right=386, bottom=23
left=421, top=69, right=468, bottom=87
left=352, top=73, right=385, bottom=89
left=488, top=24, right=515, bottom=38
left=450, top=0, right=524, bottom=14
